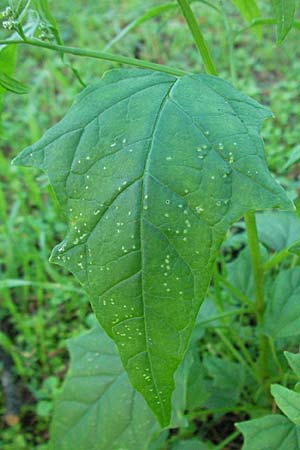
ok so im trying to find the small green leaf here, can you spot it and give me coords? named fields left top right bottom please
left=0, top=71, right=29, bottom=94
left=239, top=351, right=300, bottom=449
left=256, top=211, right=300, bottom=252
left=230, top=0, right=261, bottom=37
left=271, top=384, right=300, bottom=425
left=237, top=415, right=300, bottom=450
left=285, top=351, right=300, bottom=379
left=262, top=268, right=300, bottom=338
left=13, top=69, right=292, bottom=425
left=272, top=0, right=296, bottom=43
left=50, top=322, right=191, bottom=450
left=230, top=0, right=260, bottom=23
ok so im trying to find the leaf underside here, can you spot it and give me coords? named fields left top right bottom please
left=13, top=69, right=291, bottom=425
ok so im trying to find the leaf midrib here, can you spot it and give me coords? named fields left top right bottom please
left=140, top=79, right=177, bottom=422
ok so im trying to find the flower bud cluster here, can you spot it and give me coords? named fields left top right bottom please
left=38, top=21, right=54, bottom=41
left=1, top=5, right=18, bottom=30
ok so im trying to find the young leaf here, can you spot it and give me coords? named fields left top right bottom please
left=237, top=415, right=300, bottom=450
left=50, top=321, right=192, bottom=450
left=271, top=384, right=300, bottom=425
left=285, top=351, right=300, bottom=380
left=262, top=268, right=300, bottom=338
left=272, top=0, right=296, bottom=43
left=256, top=211, right=300, bottom=252
left=238, top=351, right=300, bottom=448
left=13, top=69, right=292, bottom=426
left=230, top=0, right=261, bottom=37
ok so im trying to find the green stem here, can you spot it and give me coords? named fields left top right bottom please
left=187, top=404, right=260, bottom=419
left=220, top=0, right=237, bottom=84
left=216, top=273, right=253, bottom=308
left=197, top=306, right=251, bottom=327
left=235, top=17, right=300, bottom=39
left=214, top=430, right=241, bottom=450
left=215, top=329, right=258, bottom=381
left=244, top=213, right=264, bottom=319
left=263, top=247, right=290, bottom=271
left=244, top=212, right=269, bottom=384
left=0, top=38, right=188, bottom=77
left=176, top=0, right=218, bottom=75
left=268, top=336, right=284, bottom=382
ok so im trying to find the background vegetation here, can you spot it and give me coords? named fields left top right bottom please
left=1, top=0, right=300, bottom=448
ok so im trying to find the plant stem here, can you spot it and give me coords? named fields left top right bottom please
left=216, top=273, right=253, bottom=308
left=197, top=306, right=251, bottom=327
left=0, top=38, right=188, bottom=77
left=215, top=329, right=258, bottom=381
left=219, top=0, right=237, bottom=84
left=176, top=0, right=218, bottom=75
left=244, top=212, right=269, bottom=384
left=214, top=430, right=241, bottom=450
left=187, top=403, right=260, bottom=419
left=235, top=17, right=300, bottom=39
left=245, top=213, right=264, bottom=319
left=263, top=247, right=290, bottom=271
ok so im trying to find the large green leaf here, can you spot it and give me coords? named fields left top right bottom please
left=272, top=0, right=296, bottom=43
left=50, top=321, right=191, bottom=450
left=237, top=415, right=300, bottom=450
left=13, top=69, right=291, bottom=425
left=262, top=268, right=300, bottom=338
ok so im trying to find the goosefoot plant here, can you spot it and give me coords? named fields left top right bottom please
left=2, top=0, right=300, bottom=448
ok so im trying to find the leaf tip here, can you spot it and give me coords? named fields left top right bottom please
left=12, top=146, right=41, bottom=168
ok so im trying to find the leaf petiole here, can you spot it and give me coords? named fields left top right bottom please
left=0, top=38, right=188, bottom=77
